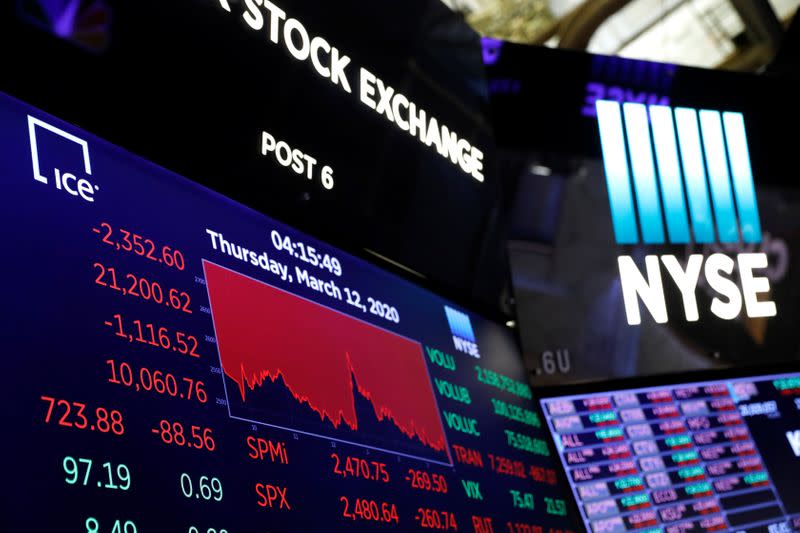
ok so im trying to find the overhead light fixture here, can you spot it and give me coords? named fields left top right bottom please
left=530, top=165, right=552, bottom=176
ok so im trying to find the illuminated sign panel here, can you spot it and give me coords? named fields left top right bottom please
left=0, top=90, right=576, bottom=531
left=216, top=0, right=485, bottom=183
left=596, top=101, right=776, bottom=325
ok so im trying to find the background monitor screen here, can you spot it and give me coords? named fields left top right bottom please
left=540, top=369, right=800, bottom=533
left=0, top=90, right=577, bottom=532
left=488, top=45, right=800, bottom=385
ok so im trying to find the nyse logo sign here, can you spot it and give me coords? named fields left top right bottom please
left=596, top=101, right=776, bottom=325
left=28, top=116, right=98, bottom=202
left=444, top=306, right=479, bottom=358
left=787, top=430, right=800, bottom=457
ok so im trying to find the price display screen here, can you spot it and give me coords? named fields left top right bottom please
left=0, top=90, right=576, bottom=533
left=540, top=371, right=800, bottom=533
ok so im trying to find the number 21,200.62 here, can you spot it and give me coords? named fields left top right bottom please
left=94, top=262, right=192, bottom=313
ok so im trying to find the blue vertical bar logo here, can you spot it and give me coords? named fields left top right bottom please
left=444, top=306, right=480, bottom=358
left=596, top=101, right=762, bottom=245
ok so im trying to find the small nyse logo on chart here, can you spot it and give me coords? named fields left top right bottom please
left=444, top=306, right=480, bottom=358
left=596, top=100, right=776, bottom=325
left=28, top=115, right=99, bottom=203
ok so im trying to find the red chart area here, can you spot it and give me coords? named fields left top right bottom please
left=203, top=261, right=448, bottom=458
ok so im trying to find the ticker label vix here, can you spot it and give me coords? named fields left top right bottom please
left=596, top=101, right=776, bottom=325
left=28, top=116, right=99, bottom=203
left=445, top=306, right=480, bottom=358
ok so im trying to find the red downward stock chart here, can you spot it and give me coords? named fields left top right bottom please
left=203, top=260, right=451, bottom=465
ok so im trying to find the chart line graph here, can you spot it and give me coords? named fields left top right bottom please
left=202, top=260, right=452, bottom=465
